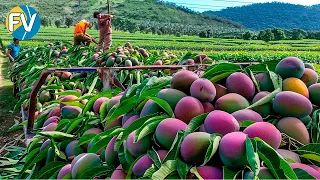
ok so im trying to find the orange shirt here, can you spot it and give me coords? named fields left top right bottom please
left=74, top=21, right=89, bottom=36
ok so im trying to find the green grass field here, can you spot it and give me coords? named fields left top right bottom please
left=1, top=25, right=320, bottom=62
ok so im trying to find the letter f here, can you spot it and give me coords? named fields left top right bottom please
left=9, top=13, right=21, bottom=32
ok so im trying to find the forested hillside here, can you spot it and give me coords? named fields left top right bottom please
left=205, top=2, right=320, bottom=30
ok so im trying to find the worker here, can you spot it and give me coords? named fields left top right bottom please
left=7, top=38, right=21, bottom=62
left=74, top=19, right=98, bottom=46
left=93, top=12, right=115, bottom=51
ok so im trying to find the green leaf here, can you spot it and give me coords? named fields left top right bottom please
left=248, top=69, right=261, bottom=92
left=88, top=128, right=123, bottom=153
left=77, top=134, right=96, bottom=146
left=99, top=100, right=110, bottom=121
left=82, top=89, right=120, bottom=116
left=255, top=138, right=297, bottom=179
left=88, top=76, right=99, bottom=94
left=56, top=90, right=81, bottom=97
left=14, top=94, right=27, bottom=111
left=137, top=88, right=162, bottom=103
left=38, top=131, right=74, bottom=140
left=50, top=138, right=67, bottom=160
left=41, top=85, right=64, bottom=91
left=202, top=63, right=242, bottom=79
left=55, top=119, right=70, bottom=132
left=78, top=166, right=114, bottom=179
left=148, top=149, right=162, bottom=168
left=25, top=147, right=40, bottom=164
left=163, top=131, right=184, bottom=162
left=223, top=166, right=240, bottom=179
left=148, top=97, right=174, bottom=117
left=239, top=120, right=256, bottom=128
left=177, top=158, right=191, bottom=179
left=19, top=146, right=49, bottom=176
left=143, top=164, right=157, bottom=178
left=247, top=88, right=281, bottom=109
left=246, top=137, right=259, bottom=176
left=125, top=154, right=145, bottom=179
left=202, top=134, right=221, bottom=166
left=134, top=116, right=169, bottom=142
left=293, top=168, right=316, bottom=179
left=103, top=96, right=137, bottom=125
left=152, top=160, right=177, bottom=180
left=297, top=143, right=320, bottom=156
left=311, top=110, right=320, bottom=143
left=114, top=114, right=158, bottom=151
left=268, top=70, right=282, bottom=90
left=36, top=161, right=68, bottom=179
left=118, top=144, right=130, bottom=172
left=61, top=101, right=85, bottom=109
left=300, top=154, right=320, bottom=162
left=27, top=136, right=44, bottom=152
left=17, top=87, right=33, bottom=95
left=209, top=72, right=234, bottom=83
left=184, top=113, right=209, bottom=137
left=190, top=167, right=204, bottom=180
left=65, top=118, right=83, bottom=134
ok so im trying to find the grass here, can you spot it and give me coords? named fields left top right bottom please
left=0, top=51, right=23, bottom=153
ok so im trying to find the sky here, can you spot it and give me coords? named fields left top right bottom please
left=166, top=0, right=320, bottom=12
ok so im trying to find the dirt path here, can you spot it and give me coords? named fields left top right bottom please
left=0, top=52, right=24, bottom=156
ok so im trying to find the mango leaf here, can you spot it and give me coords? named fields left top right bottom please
left=311, top=110, right=320, bottom=143
left=82, top=89, right=120, bottom=116
left=121, top=84, right=139, bottom=102
left=148, top=149, right=162, bottom=168
left=25, top=147, right=40, bottom=165
left=248, top=69, right=261, bottom=92
left=41, top=85, right=63, bottom=91
left=88, top=76, right=99, bottom=94
left=190, top=167, right=204, bottom=180
left=14, top=94, right=27, bottom=111
left=17, top=87, right=33, bottom=95
left=27, top=136, right=44, bottom=152
left=78, top=166, right=114, bottom=179
left=124, top=140, right=135, bottom=165
left=103, top=96, right=137, bottom=125
left=38, top=131, right=74, bottom=140
left=239, top=120, right=256, bottom=128
left=19, top=146, right=49, bottom=176
left=78, top=134, right=96, bottom=146
left=65, top=118, right=84, bottom=134
left=297, top=143, right=320, bottom=156
left=300, top=154, right=320, bottom=162
left=137, top=88, right=162, bottom=103
left=88, top=130, right=122, bottom=154
left=55, top=119, right=70, bottom=132
left=209, top=72, right=234, bottom=84
left=163, top=131, right=184, bottom=162
left=268, top=70, right=282, bottom=90
left=125, top=154, right=145, bottom=179
left=152, top=160, right=177, bottom=180
left=184, top=113, right=209, bottom=137
left=36, top=161, right=68, bottom=179
left=255, top=137, right=297, bottom=179
left=118, top=144, right=130, bottom=172
left=177, top=158, right=191, bottom=179
left=56, top=90, right=81, bottom=97
left=91, top=127, right=123, bottom=143
left=223, top=167, right=242, bottom=180
left=202, top=134, right=221, bottom=166
left=99, top=100, right=110, bottom=121
left=247, top=88, right=280, bottom=109
left=148, top=97, right=174, bottom=117
left=246, top=137, right=260, bottom=176
left=293, top=168, right=316, bottom=180
left=244, top=63, right=267, bottom=73
left=50, top=138, right=67, bottom=160
left=143, top=164, right=157, bottom=178
left=61, top=101, right=85, bottom=109
left=202, top=63, right=242, bottom=79
left=114, top=114, right=158, bottom=151
left=134, top=116, right=169, bottom=142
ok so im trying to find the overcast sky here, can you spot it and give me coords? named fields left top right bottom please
left=166, top=0, right=320, bottom=12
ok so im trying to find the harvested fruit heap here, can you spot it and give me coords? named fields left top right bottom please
left=4, top=51, right=320, bottom=179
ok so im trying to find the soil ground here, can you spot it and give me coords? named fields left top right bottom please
left=0, top=51, right=24, bottom=156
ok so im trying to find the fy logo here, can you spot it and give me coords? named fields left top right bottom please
left=6, top=5, right=40, bottom=40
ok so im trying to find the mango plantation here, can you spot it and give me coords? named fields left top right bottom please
left=1, top=41, right=320, bottom=180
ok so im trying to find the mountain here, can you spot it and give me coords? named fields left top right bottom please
left=205, top=2, right=320, bottom=30
left=0, top=0, right=242, bottom=30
